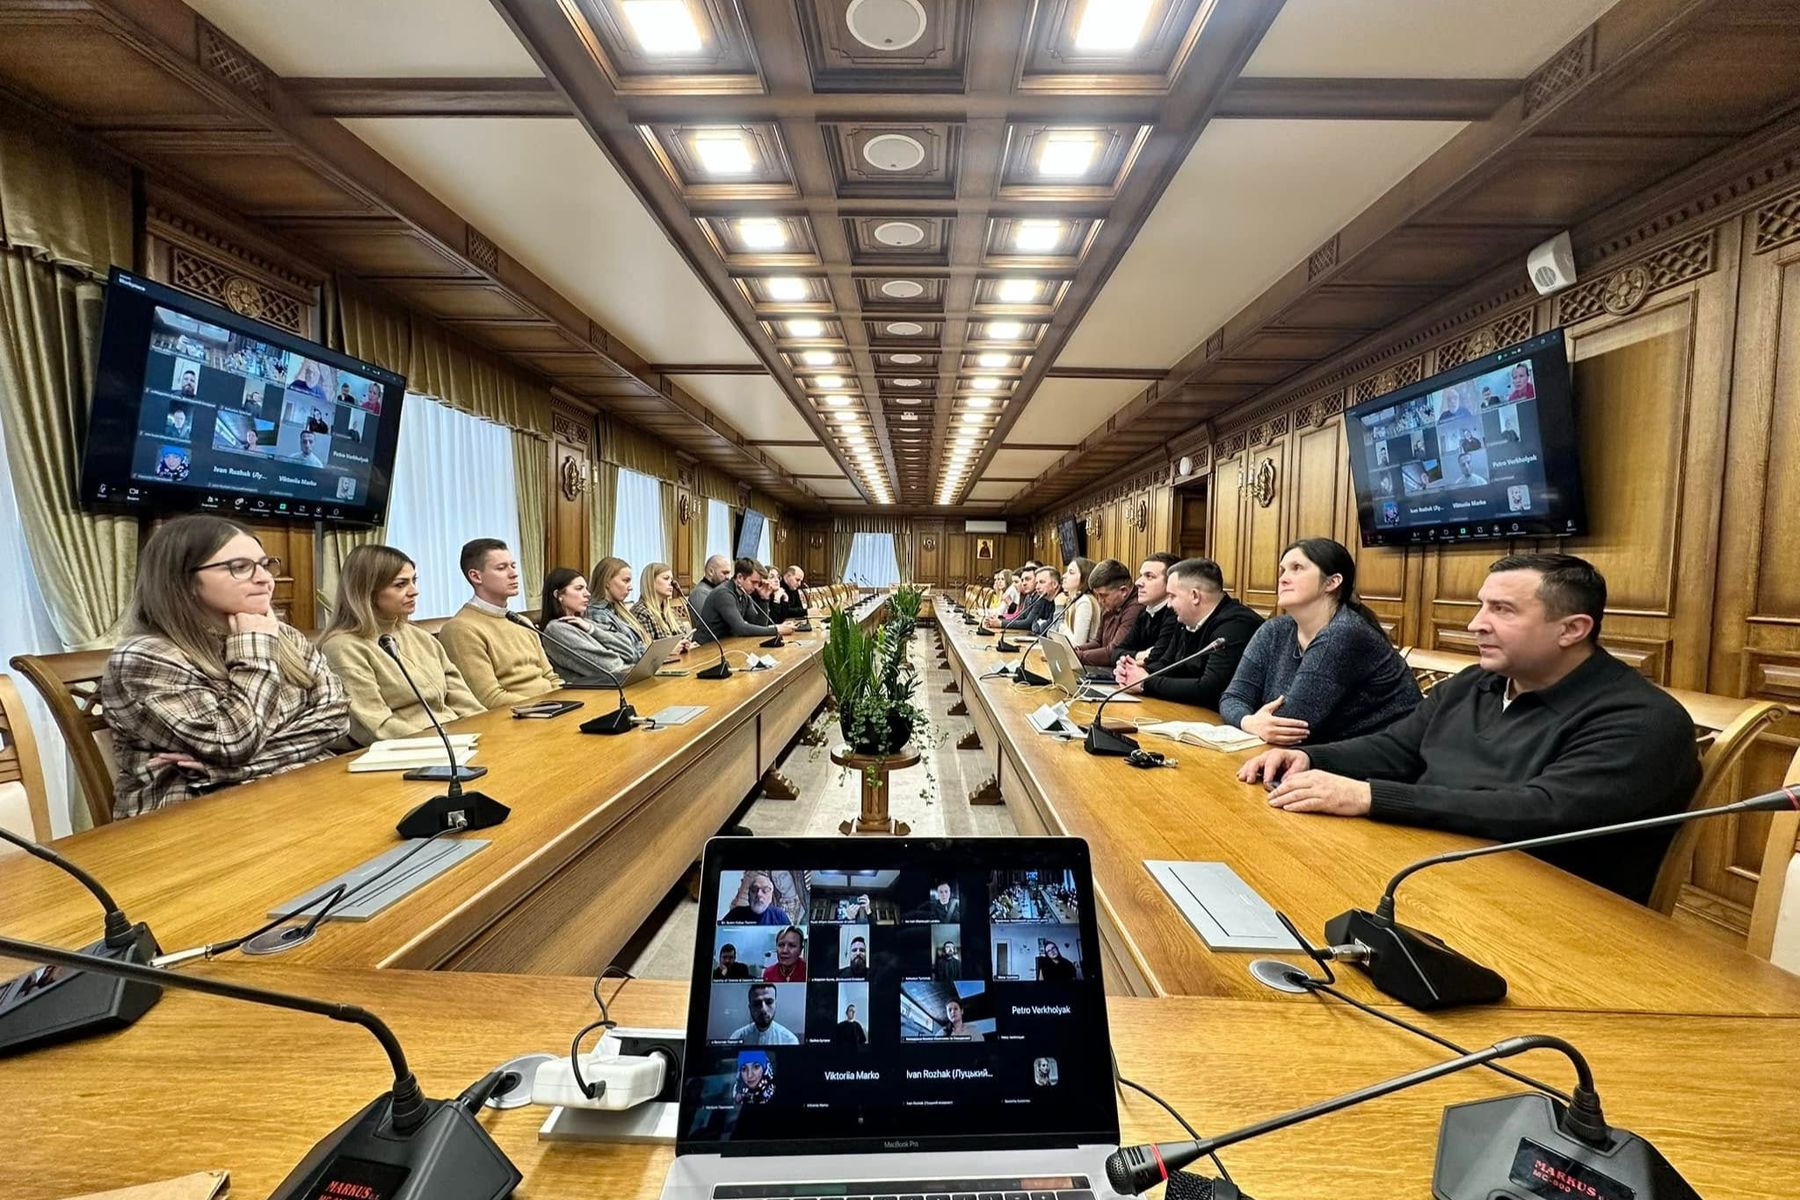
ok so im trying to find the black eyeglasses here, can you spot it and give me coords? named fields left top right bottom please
left=191, top=556, right=282, bottom=581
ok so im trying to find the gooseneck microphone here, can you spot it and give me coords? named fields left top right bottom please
left=378, top=633, right=510, bottom=839
left=1107, top=1033, right=1698, bottom=1200
left=1085, top=636, right=1226, bottom=756
left=744, top=588, right=787, bottom=649
left=377, top=632, right=487, bottom=785
left=1008, top=621, right=1056, bottom=688
left=0, top=829, right=161, bottom=1055
left=577, top=658, right=638, bottom=736
left=1319, top=786, right=1800, bottom=1010
left=0, top=933, right=521, bottom=1199
left=675, top=577, right=732, bottom=680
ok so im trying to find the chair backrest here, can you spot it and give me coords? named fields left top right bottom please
left=0, top=673, right=51, bottom=842
left=1648, top=689, right=1786, bottom=915
left=8, top=651, right=115, bottom=830
left=1403, top=646, right=1479, bottom=694
left=1747, top=746, right=1800, bottom=968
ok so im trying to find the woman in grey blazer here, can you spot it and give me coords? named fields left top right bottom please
left=537, top=557, right=652, bottom=684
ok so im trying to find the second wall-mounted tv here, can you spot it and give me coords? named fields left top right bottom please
left=80, top=268, right=407, bottom=526
left=1345, top=329, right=1586, bottom=547
left=735, top=508, right=767, bottom=561
left=1057, top=518, right=1086, bottom=563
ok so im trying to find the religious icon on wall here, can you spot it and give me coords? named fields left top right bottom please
left=976, top=536, right=995, bottom=560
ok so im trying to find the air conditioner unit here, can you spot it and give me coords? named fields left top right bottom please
left=964, top=519, right=1008, bottom=534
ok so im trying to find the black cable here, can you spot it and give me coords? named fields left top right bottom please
left=1111, top=1050, right=1233, bottom=1185
left=570, top=965, right=635, bottom=1100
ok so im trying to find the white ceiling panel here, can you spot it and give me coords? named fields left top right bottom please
left=668, top=374, right=815, bottom=442
left=967, top=482, right=1025, bottom=501
left=1004, top=377, right=1146, bottom=446
left=341, top=118, right=755, bottom=366
left=1242, top=0, right=1622, bottom=81
left=987, top=448, right=1071, bottom=478
left=185, top=0, right=542, bottom=77
left=1056, top=119, right=1462, bottom=371
left=760, top=444, right=839, bottom=476
left=807, top=477, right=865, bottom=499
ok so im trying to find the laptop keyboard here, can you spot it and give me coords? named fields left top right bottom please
left=712, top=1177, right=1095, bottom=1200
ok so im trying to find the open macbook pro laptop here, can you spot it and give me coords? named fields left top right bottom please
left=565, top=634, right=684, bottom=687
left=663, top=836, right=1127, bottom=1200
left=1039, top=633, right=1140, bottom=705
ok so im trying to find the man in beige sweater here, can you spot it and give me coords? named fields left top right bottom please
left=438, top=538, right=562, bottom=709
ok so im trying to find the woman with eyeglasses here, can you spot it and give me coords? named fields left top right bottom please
left=100, top=515, right=349, bottom=819
left=318, top=543, right=484, bottom=745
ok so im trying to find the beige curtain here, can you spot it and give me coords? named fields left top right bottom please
left=589, top=460, right=618, bottom=575
left=0, top=117, right=138, bottom=650
left=599, top=414, right=677, bottom=479
left=834, top=515, right=915, bottom=583
left=317, top=526, right=380, bottom=619
left=659, top=479, right=677, bottom=567
left=693, top=463, right=739, bottom=504
left=512, top=431, right=549, bottom=605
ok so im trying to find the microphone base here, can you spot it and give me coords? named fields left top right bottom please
left=272, top=1091, right=521, bottom=1200
left=975, top=628, right=995, bottom=638
left=580, top=704, right=639, bottom=735
left=0, top=924, right=162, bottom=1058
left=696, top=659, right=733, bottom=680
left=396, top=791, right=510, bottom=839
left=1323, top=908, right=1507, bottom=1010
left=1014, top=665, right=1052, bottom=687
left=1083, top=722, right=1140, bottom=756
left=759, top=636, right=786, bottom=648
left=993, top=639, right=1019, bottom=654
left=402, top=763, right=489, bottom=783
left=1433, top=1092, right=1698, bottom=1200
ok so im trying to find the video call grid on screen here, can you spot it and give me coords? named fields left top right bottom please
left=682, top=848, right=1114, bottom=1151
left=135, top=305, right=385, bottom=506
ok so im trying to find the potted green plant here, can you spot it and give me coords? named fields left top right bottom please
left=815, top=601, right=936, bottom=835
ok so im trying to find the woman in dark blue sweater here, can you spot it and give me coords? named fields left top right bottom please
left=1219, top=538, right=1419, bottom=747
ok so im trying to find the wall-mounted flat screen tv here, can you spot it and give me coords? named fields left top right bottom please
left=1346, top=329, right=1586, bottom=546
left=81, top=268, right=407, bottom=526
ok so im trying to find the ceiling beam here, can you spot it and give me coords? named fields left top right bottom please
left=1215, top=76, right=1518, bottom=121
left=284, top=76, right=567, bottom=117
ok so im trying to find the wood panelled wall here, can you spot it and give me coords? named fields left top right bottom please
left=1036, top=168, right=1800, bottom=949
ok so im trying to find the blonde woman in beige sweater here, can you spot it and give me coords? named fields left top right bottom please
left=318, top=544, right=485, bottom=745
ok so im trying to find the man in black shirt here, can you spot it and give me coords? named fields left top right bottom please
left=1238, top=554, right=1699, bottom=903
left=694, top=557, right=797, bottom=642
left=841, top=935, right=868, bottom=978
left=1092, top=553, right=1181, bottom=678
left=768, top=565, right=808, bottom=622
left=833, top=1004, right=867, bottom=1049
left=713, top=943, right=751, bottom=980
left=1115, top=557, right=1262, bottom=711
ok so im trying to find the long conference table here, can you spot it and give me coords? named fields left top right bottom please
left=4, top=591, right=1800, bottom=1199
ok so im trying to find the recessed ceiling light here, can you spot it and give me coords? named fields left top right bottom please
left=847, top=0, right=928, bottom=51
left=901, top=413, right=917, bottom=421
left=833, top=410, right=857, bottom=423
left=962, top=416, right=987, bottom=430
left=954, top=438, right=976, bottom=449
left=738, top=217, right=787, bottom=249
left=788, top=318, right=825, bottom=338
left=824, top=393, right=852, bottom=406
left=1074, top=0, right=1152, bottom=51
left=891, top=352, right=924, bottom=365
left=801, top=350, right=836, bottom=366
left=694, top=130, right=754, bottom=176
left=845, top=435, right=868, bottom=447
left=968, top=396, right=994, bottom=409
left=894, top=377, right=923, bottom=387
left=997, top=278, right=1038, bottom=304
left=987, top=320, right=1024, bottom=340
left=971, top=377, right=1002, bottom=391
left=816, top=374, right=846, bottom=389
left=975, top=351, right=1009, bottom=369
left=767, top=276, right=809, bottom=301
left=1013, top=220, right=1063, bottom=251
left=862, top=133, right=927, bottom=172
left=1037, top=132, right=1098, bottom=177
left=881, top=279, right=925, bottom=299
left=623, top=0, right=703, bottom=54
left=886, top=321, right=924, bottom=336
left=873, top=221, right=926, bottom=247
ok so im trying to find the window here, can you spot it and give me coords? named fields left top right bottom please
left=611, top=468, right=665, bottom=600
left=381, top=395, right=524, bottom=620
left=0, top=410, right=73, bottom=835
left=705, top=498, right=732, bottom=566
left=845, top=532, right=902, bottom=587
left=755, top=515, right=773, bottom=568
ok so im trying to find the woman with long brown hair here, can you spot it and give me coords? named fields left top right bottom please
left=537, top=557, right=653, bottom=684
left=631, top=560, right=694, bottom=646
left=100, top=515, right=348, bottom=818
left=317, top=544, right=484, bottom=745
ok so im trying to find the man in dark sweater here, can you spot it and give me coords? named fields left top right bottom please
left=693, top=557, right=797, bottom=642
left=1092, top=552, right=1182, bottom=677
left=768, top=565, right=808, bottom=622
left=987, top=568, right=1055, bottom=632
left=1238, top=554, right=1699, bottom=903
left=1114, top=557, right=1262, bottom=710
left=1074, top=559, right=1145, bottom=667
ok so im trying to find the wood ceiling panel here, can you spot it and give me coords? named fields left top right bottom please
left=380, top=280, right=542, bottom=320
left=439, top=321, right=591, bottom=353
left=1015, top=0, right=1212, bottom=93
left=820, top=121, right=962, bottom=198
left=1423, top=138, right=1732, bottom=228
left=0, top=26, right=222, bottom=121
left=566, top=0, right=764, bottom=94
left=268, top=219, right=482, bottom=278
left=793, top=0, right=973, bottom=93
left=166, top=154, right=380, bottom=215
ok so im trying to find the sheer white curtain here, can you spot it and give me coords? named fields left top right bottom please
left=612, top=468, right=665, bottom=599
left=845, top=532, right=902, bottom=587
left=0, top=407, right=75, bottom=836
left=382, top=394, right=524, bottom=620
left=705, top=498, right=732, bottom=565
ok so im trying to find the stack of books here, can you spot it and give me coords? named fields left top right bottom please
left=348, top=733, right=480, bottom=773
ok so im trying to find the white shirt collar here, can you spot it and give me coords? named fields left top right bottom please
left=1148, top=599, right=1167, bottom=615
left=469, top=595, right=511, bottom=617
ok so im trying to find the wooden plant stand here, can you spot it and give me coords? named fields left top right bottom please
left=830, top=744, right=920, bottom=836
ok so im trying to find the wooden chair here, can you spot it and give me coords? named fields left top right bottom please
left=1403, top=646, right=1479, bottom=694
left=1648, top=689, right=1786, bottom=915
left=1747, top=745, right=1800, bottom=968
left=8, top=651, right=114, bottom=830
left=0, top=673, right=51, bottom=842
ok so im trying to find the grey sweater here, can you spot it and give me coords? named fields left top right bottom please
left=1218, top=606, right=1420, bottom=746
left=542, top=605, right=647, bottom=685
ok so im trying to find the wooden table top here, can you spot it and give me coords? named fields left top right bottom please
left=0, top=613, right=872, bottom=977
left=2, top=966, right=1792, bottom=1200
left=932, top=600, right=1800, bottom=1016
